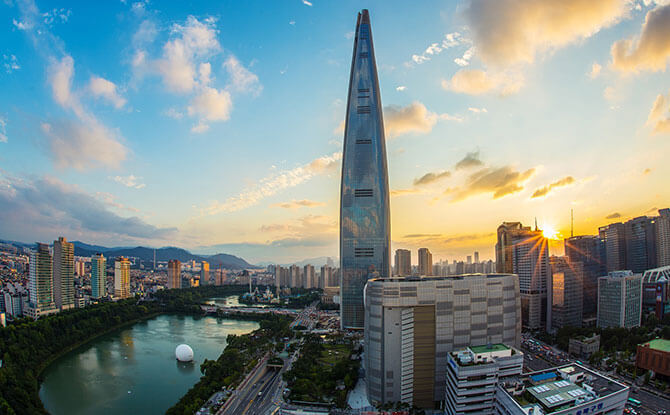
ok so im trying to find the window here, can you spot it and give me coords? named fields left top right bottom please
left=358, top=88, right=370, bottom=93
left=355, top=247, right=374, bottom=257
left=356, top=139, right=372, bottom=144
left=359, top=52, right=369, bottom=58
left=354, top=188, right=373, bottom=197
left=357, top=105, right=371, bottom=114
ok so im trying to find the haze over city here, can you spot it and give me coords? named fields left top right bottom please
left=1, top=0, right=669, bottom=264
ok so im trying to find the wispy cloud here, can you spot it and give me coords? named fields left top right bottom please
left=384, top=101, right=462, bottom=137
left=531, top=176, right=576, bottom=198
left=270, top=199, right=325, bottom=209
left=455, top=150, right=484, bottom=170
left=606, top=212, right=622, bottom=219
left=409, top=32, right=464, bottom=65
left=301, top=0, right=313, bottom=6
left=3, top=54, right=20, bottom=73
left=202, top=152, right=341, bottom=215
left=450, top=165, right=536, bottom=202
left=112, top=175, right=146, bottom=189
left=442, top=69, right=524, bottom=96
left=0, top=117, right=7, bottom=143
left=589, top=62, right=602, bottom=78
left=646, top=90, right=670, bottom=134
left=89, top=76, right=126, bottom=108
left=413, top=171, right=451, bottom=186
left=223, top=55, right=262, bottom=95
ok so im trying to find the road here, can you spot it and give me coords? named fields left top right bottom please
left=217, top=355, right=270, bottom=415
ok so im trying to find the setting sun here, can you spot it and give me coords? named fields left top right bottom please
left=542, top=224, right=560, bottom=240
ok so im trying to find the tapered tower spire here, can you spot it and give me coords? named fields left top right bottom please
left=339, top=9, right=390, bottom=329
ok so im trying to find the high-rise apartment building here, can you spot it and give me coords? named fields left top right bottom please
left=91, top=253, right=106, bottom=299
left=418, top=248, right=433, bottom=276
left=200, top=261, right=209, bottom=285
left=52, top=237, right=75, bottom=310
left=303, top=264, right=315, bottom=289
left=445, top=344, right=523, bottom=415
left=564, top=235, right=606, bottom=318
left=114, top=257, right=131, bottom=299
left=657, top=209, right=670, bottom=267
left=320, top=265, right=334, bottom=288
left=28, top=243, right=55, bottom=316
left=340, top=9, right=391, bottom=329
left=289, top=264, right=301, bottom=288
left=474, top=251, right=479, bottom=263
left=624, top=216, right=657, bottom=273
left=394, top=249, right=411, bottom=276
left=496, top=222, right=550, bottom=330
left=167, top=259, right=181, bottom=289
left=599, top=222, right=626, bottom=272
left=75, top=260, right=86, bottom=276
left=550, top=256, right=583, bottom=330
left=597, top=271, right=642, bottom=328
left=364, top=274, right=521, bottom=408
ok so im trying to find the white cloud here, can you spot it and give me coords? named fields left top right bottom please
left=3, top=54, right=20, bottom=73
left=468, top=107, right=488, bottom=113
left=384, top=101, right=461, bottom=137
left=646, top=90, right=670, bottom=134
left=0, top=117, right=7, bottom=143
left=396, top=86, right=406, bottom=91
left=164, top=108, right=184, bottom=119
left=454, top=46, right=475, bottom=67
left=191, top=121, right=210, bottom=133
left=202, top=152, right=342, bottom=215
left=42, top=8, right=71, bottom=25
left=442, top=69, right=524, bottom=96
left=223, top=56, right=262, bottom=95
left=589, top=62, right=603, bottom=78
left=89, top=76, right=126, bottom=108
left=603, top=85, right=618, bottom=101
left=611, top=3, right=670, bottom=73
left=112, top=174, right=146, bottom=189
left=410, top=32, right=465, bottom=65
left=12, top=18, right=33, bottom=30
left=188, top=87, right=232, bottom=132
left=302, top=0, right=313, bottom=6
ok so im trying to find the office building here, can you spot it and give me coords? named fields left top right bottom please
left=641, top=265, right=670, bottom=313
left=564, top=235, right=606, bottom=318
left=394, top=249, right=411, bottom=276
left=657, top=208, right=670, bottom=267
left=364, top=274, right=521, bottom=408
left=340, top=9, right=391, bottom=329
left=418, top=248, right=433, bottom=276
left=114, top=257, right=131, bottom=299
left=597, top=271, right=642, bottom=328
left=91, top=253, right=106, bottom=299
left=27, top=243, right=56, bottom=318
left=200, top=261, right=210, bottom=285
left=599, top=222, right=626, bottom=272
left=636, top=339, right=670, bottom=378
left=549, top=256, right=583, bottom=330
left=568, top=334, right=600, bottom=359
left=303, top=264, right=315, bottom=289
left=445, top=344, right=523, bottom=415
left=167, top=259, right=181, bottom=289
left=624, top=216, right=657, bottom=273
left=496, top=222, right=550, bottom=330
left=496, top=364, right=629, bottom=415
left=53, top=237, right=75, bottom=310
left=474, top=251, right=480, bottom=263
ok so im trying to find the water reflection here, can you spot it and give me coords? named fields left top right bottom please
left=176, top=360, right=196, bottom=374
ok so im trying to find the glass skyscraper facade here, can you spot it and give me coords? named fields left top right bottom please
left=340, top=9, right=391, bottom=329
left=91, top=253, right=106, bottom=299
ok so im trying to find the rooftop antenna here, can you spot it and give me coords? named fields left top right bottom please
left=571, top=209, right=574, bottom=238
left=534, top=217, right=538, bottom=231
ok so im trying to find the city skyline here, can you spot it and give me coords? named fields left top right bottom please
left=1, top=1, right=670, bottom=264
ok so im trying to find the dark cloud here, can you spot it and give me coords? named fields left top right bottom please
left=413, top=170, right=451, bottom=186
left=606, top=212, right=622, bottom=219
left=455, top=150, right=484, bottom=170
left=531, top=176, right=576, bottom=198
left=443, top=232, right=496, bottom=244
left=403, top=233, right=442, bottom=238
left=0, top=175, right=176, bottom=242
left=451, top=166, right=535, bottom=201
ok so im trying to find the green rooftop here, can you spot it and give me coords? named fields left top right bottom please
left=646, top=339, right=670, bottom=352
left=470, top=344, right=510, bottom=353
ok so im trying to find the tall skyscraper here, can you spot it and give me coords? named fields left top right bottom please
left=418, top=248, right=433, bottom=276
left=303, top=264, right=315, bottom=289
left=91, top=253, right=107, bottom=299
left=29, top=243, right=55, bottom=314
left=200, top=261, right=210, bottom=285
left=564, top=235, right=606, bottom=318
left=496, top=222, right=550, bottom=330
left=549, top=256, right=583, bottom=330
left=167, top=259, right=181, bottom=289
left=339, top=9, right=391, bottom=329
left=597, top=271, right=642, bottom=328
left=657, top=209, right=670, bottom=267
left=114, top=257, right=131, bottom=299
left=320, top=265, right=334, bottom=287
left=289, top=264, right=301, bottom=288
left=599, top=222, right=626, bottom=272
left=364, top=274, right=521, bottom=408
left=474, top=251, right=480, bottom=264
left=52, top=237, right=75, bottom=310
left=624, top=216, right=657, bottom=273
left=394, top=249, right=411, bottom=276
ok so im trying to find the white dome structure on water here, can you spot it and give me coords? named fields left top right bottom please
left=175, top=344, right=194, bottom=362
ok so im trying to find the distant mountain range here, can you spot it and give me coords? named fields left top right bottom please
left=0, top=239, right=256, bottom=270
left=257, top=256, right=338, bottom=268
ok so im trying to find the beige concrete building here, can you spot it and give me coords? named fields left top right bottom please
left=53, top=237, right=75, bottom=310
left=364, top=274, right=521, bottom=409
left=418, top=248, right=432, bottom=276
left=394, top=249, right=411, bottom=276
left=167, top=259, right=181, bottom=289
left=114, top=257, right=131, bottom=299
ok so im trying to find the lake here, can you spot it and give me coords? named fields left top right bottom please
left=39, top=313, right=259, bottom=414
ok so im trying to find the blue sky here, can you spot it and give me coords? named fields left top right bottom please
left=1, top=0, right=669, bottom=264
